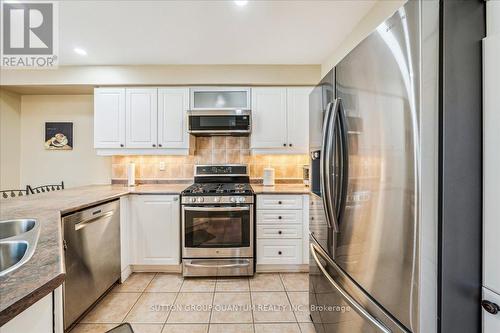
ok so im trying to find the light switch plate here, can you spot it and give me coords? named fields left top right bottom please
left=159, top=161, right=166, bottom=171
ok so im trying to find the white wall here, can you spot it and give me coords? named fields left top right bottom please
left=20, top=95, right=111, bottom=188
left=487, top=0, right=500, bottom=36
left=321, top=0, right=406, bottom=76
left=0, top=89, right=21, bottom=189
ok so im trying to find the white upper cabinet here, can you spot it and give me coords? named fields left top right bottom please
left=158, top=88, right=190, bottom=149
left=251, top=87, right=311, bottom=153
left=251, top=88, right=288, bottom=149
left=94, top=88, right=126, bottom=148
left=287, top=87, right=312, bottom=153
left=125, top=88, right=158, bottom=148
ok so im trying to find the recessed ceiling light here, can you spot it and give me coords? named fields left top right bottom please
left=74, top=47, right=87, bottom=56
left=234, top=0, right=248, bottom=7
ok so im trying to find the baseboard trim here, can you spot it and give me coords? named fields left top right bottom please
left=131, top=264, right=182, bottom=273
left=256, top=264, right=309, bottom=273
left=120, top=265, right=132, bottom=282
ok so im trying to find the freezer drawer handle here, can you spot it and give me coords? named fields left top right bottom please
left=74, top=211, right=114, bottom=231
left=310, top=243, right=391, bottom=333
left=482, top=300, right=499, bottom=315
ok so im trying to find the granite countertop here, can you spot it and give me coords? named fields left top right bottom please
left=251, top=183, right=310, bottom=194
left=0, top=183, right=187, bottom=326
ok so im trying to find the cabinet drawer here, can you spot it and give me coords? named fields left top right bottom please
left=309, top=196, right=324, bottom=211
left=257, top=195, right=303, bottom=210
left=257, top=210, right=302, bottom=225
left=257, top=239, right=302, bottom=265
left=257, top=224, right=302, bottom=239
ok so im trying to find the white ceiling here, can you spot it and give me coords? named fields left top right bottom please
left=59, top=0, right=377, bottom=66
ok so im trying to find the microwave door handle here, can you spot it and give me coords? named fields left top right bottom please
left=183, top=206, right=250, bottom=212
left=320, top=102, right=334, bottom=230
left=310, top=243, right=391, bottom=333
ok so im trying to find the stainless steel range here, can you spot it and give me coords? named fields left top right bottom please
left=181, top=164, right=254, bottom=277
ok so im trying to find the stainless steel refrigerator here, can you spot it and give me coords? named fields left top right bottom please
left=308, top=0, right=484, bottom=332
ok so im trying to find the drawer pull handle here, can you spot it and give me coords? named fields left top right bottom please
left=278, top=251, right=282, bottom=255
left=278, top=230, right=282, bottom=235
left=278, top=216, right=282, bottom=219
left=278, top=201, right=282, bottom=204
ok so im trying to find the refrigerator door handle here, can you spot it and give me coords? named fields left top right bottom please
left=324, top=100, right=341, bottom=232
left=310, top=243, right=392, bottom=333
left=337, top=98, right=349, bottom=222
left=320, top=102, right=335, bottom=230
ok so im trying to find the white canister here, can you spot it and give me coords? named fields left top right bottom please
left=127, top=162, right=136, bottom=187
left=263, top=168, right=275, bottom=186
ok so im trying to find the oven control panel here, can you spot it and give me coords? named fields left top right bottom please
left=181, top=195, right=254, bottom=204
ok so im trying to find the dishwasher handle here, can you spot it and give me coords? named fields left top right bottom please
left=74, top=211, right=114, bottom=231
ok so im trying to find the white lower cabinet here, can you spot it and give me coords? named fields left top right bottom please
left=257, top=239, right=302, bottom=265
left=1, top=292, right=54, bottom=333
left=483, top=287, right=500, bottom=333
left=256, top=194, right=309, bottom=268
left=130, top=195, right=180, bottom=266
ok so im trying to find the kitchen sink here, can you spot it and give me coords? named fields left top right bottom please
left=0, top=219, right=37, bottom=239
left=0, top=241, right=28, bottom=274
left=0, top=219, right=40, bottom=277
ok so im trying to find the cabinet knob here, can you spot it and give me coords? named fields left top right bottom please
left=283, top=143, right=286, bottom=147
left=289, top=143, right=292, bottom=147
left=278, top=201, right=282, bottom=204
left=482, top=300, right=500, bottom=315
left=278, top=251, right=282, bottom=255
left=311, top=217, right=314, bottom=220
left=158, top=144, right=162, bottom=147
left=278, top=216, right=282, bottom=219
left=278, top=230, right=282, bottom=235
left=152, top=144, right=156, bottom=147
left=120, top=144, right=124, bottom=147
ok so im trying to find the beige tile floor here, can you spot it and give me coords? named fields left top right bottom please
left=72, top=272, right=315, bottom=333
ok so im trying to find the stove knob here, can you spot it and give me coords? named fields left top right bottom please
left=189, top=197, right=196, bottom=203
left=237, top=197, right=245, bottom=203
left=230, top=197, right=236, bottom=203
left=213, top=197, right=220, bottom=203
left=197, top=197, right=204, bottom=203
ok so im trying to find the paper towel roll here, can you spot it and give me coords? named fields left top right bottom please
left=127, top=162, right=136, bottom=187
left=263, top=168, right=275, bottom=186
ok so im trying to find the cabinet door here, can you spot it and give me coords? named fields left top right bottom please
left=94, top=88, right=126, bottom=148
left=131, top=195, right=180, bottom=265
left=125, top=88, right=158, bottom=148
left=286, top=87, right=311, bottom=153
left=1, top=293, right=53, bottom=333
left=158, top=88, right=189, bottom=149
left=251, top=88, right=288, bottom=149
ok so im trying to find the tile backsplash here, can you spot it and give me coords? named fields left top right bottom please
left=111, top=137, right=309, bottom=181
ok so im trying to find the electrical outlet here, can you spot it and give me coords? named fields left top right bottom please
left=159, top=161, right=166, bottom=171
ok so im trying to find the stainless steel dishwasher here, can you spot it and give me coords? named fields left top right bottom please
left=62, top=199, right=121, bottom=331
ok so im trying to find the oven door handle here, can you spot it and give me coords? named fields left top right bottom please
left=184, top=260, right=251, bottom=269
left=183, top=206, right=250, bottom=212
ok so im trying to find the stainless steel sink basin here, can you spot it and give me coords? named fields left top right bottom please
left=0, top=241, right=28, bottom=273
left=0, top=219, right=40, bottom=277
left=0, top=219, right=36, bottom=239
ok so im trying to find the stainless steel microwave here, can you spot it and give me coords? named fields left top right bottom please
left=188, top=110, right=251, bottom=136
